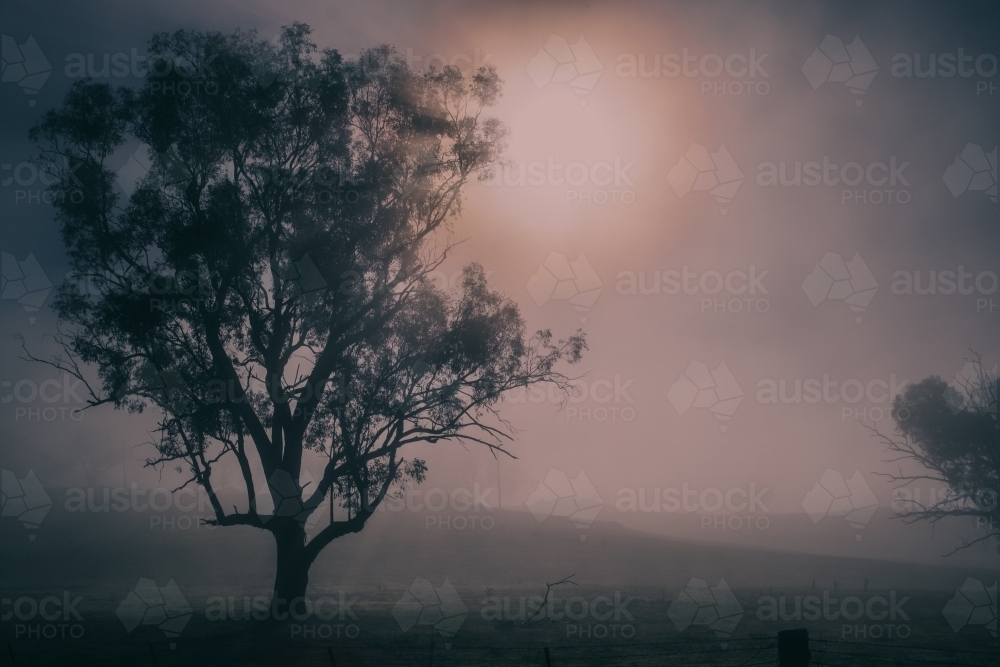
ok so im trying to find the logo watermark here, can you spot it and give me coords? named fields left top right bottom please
left=802, top=252, right=878, bottom=323
left=802, top=35, right=877, bottom=106
left=526, top=469, right=603, bottom=540
left=1, top=252, right=53, bottom=324
left=942, top=144, right=996, bottom=204
left=667, top=144, right=742, bottom=214
left=116, top=578, right=192, bottom=647
left=526, top=252, right=603, bottom=323
left=1, top=35, right=51, bottom=105
left=393, top=579, right=467, bottom=641
left=1, top=469, right=51, bottom=540
left=801, top=470, right=878, bottom=541
left=668, top=578, right=743, bottom=648
left=942, top=578, right=997, bottom=637
left=667, top=361, right=743, bottom=432
left=526, top=35, right=602, bottom=105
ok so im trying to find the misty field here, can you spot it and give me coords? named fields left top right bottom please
left=2, top=511, right=997, bottom=666
left=2, top=586, right=997, bottom=666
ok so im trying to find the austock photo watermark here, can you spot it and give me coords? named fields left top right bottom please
left=404, top=47, right=495, bottom=76
left=666, top=359, right=908, bottom=431
left=480, top=590, right=637, bottom=639
left=1, top=155, right=84, bottom=206
left=596, top=253, right=1000, bottom=320
left=504, top=374, right=637, bottom=422
left=891, top=266, right=1000, bottom=315
left=756, top=155, right=912, bottom=205
left=668, top=146, right=917, bottom=211
left=2, top=374, right=87, bottom=422
left=1, top=592, right=86, bottom=640
left=615, top=47, right=770, bottom=97
left=890, top=48, right=1000, bottom=96
left=662, top=141, right=996, bottom=213
left=115, top=146, right=365, bottom=205
left=755, top=372, right=909, bottom=423
left=616, top=482, right=771, bottom=531
left=483, top=156, right=637, bottom=205
left=756, top=589, right=912, bottom=639
left=0, top=250, right=497, bottom=337
left=63, top=484, right=218, bottom=531
left=667, top=141, right=994, bottom=214
left=1, top=34, right=222, bottom=101
left=64, top=48, right=220, bottom=96
left=526, top=35, right=773, bottom=105
left=616, top=265, right=771, bottom=315
left=535, top=34, right=1000, bottom=104
left=204, top=591, right=361, bottom=640
left=376, top=483, right=498, bottom=531
left=802, top=253, right=1000, bottom=320
left=1, top=252, right=218, bottom=325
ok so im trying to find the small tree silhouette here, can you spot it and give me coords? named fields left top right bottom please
left=873, top=352, right=999, bottom=554
left=25, top=24, right=584, bottom=602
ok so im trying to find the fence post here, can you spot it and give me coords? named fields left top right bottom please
left=428, top=636, right=434, bottom=667
left=778, top=628, right=811, bottom=666
left=544, top=646, right=552, bottom=667
left=7, top=643, right=16, bottom=667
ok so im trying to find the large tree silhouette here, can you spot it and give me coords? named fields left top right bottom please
left=27, top=25, right=584, bottom=601
left=875, top=354, right=999, bottom=553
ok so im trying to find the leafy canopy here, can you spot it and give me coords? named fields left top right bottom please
left=28, top=25, right=584, bottom=553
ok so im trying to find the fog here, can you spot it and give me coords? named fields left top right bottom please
left=1, top=1, right=998, bottom=664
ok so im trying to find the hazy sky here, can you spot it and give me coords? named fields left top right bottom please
left=1, top=0, right=998, bottom=564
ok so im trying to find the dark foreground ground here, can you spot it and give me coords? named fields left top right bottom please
left=1, top=587, right=997, bottom=667
left=2, top=509, right=997, bottom=665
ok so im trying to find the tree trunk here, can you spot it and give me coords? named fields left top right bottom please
left=272, top=520, right=311, bottom=604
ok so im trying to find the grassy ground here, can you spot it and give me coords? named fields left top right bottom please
left=2, top=586, right=997, bottom=666
left=3, top=510, right=996, bottom=665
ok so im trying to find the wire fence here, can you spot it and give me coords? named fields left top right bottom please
left=3, top=635, right=999, bottom=666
